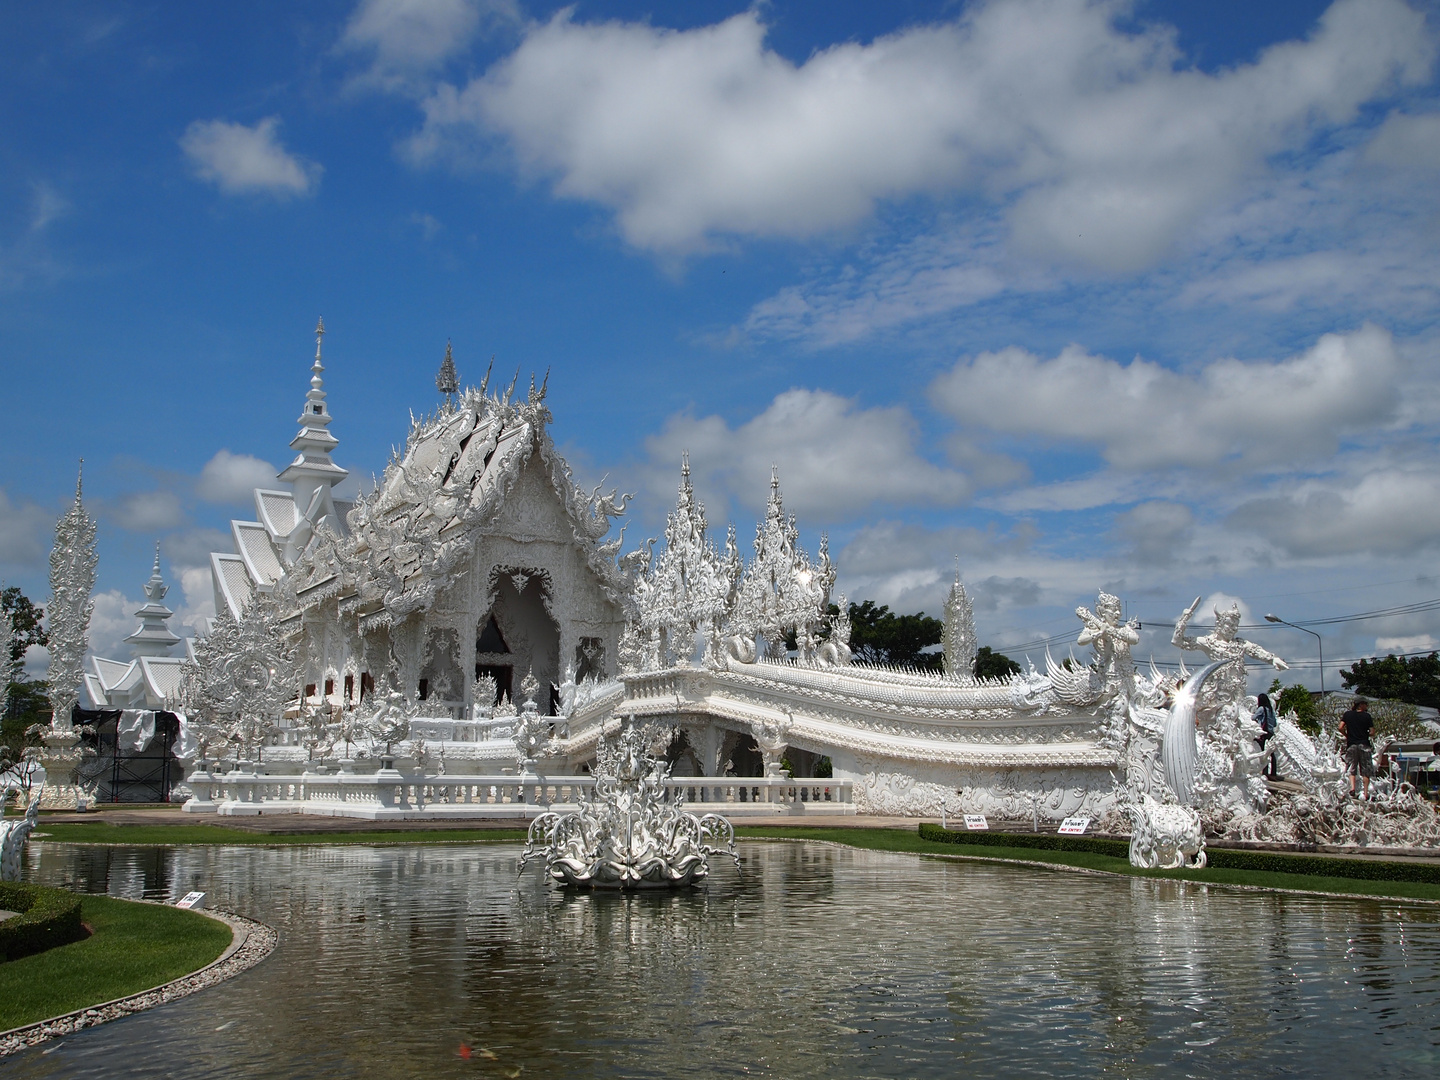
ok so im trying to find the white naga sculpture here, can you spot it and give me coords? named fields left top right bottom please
left=0, top=764, right=44, bottom=882
left=520, top=721, right=739, bottom=889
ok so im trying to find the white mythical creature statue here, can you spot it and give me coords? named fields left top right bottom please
left=361, top=687, right=418, bottom=760
left=511, top=671, right=554, bottom=775
left=1054, top=592, right=1139, bottom=749
left=1172, top=599, right=1289, bottom=810
left=1126, top=793, right=1207, bottom=870
left=1122, top=660, right=1229, bottom=869
left=0, top=765, right=44, bottom=882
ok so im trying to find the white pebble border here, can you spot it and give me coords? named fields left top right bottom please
left=0, top=907, right=277, bottom=1058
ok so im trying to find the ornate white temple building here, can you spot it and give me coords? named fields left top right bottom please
left=158, top=319, right=1422, bottom=851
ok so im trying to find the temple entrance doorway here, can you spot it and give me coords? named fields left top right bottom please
left=478, top=568, right=561, bottom=714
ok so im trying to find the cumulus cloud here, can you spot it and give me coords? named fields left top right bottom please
left=1112, top=501, right=1195, bottom=566
left=1228, top=467, right=1440, bottom=559
left=931, top=324, right=1402, bottom=472
left=406, top=0, right=1432, bottom=262
left=0, top=488, right=52, bottom=571
left=1363, top=110, right=1440, bottom=172
left=1376, top=634, right=1438, bottom=653
left=87, top=589, right=139, bottom=662
left=339, top=0, right=518, bottom=92
left=197, top=450, right=277, bottom=504
left=642, top=389, right=971, bottom=523
left=109, top=490, right=186, bottom=533
left=181, top=118, right=320, bottom=197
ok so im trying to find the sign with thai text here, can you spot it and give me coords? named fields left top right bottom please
left=176, top=891, right=207, bottom=910
left=963, top=815, right=989, bottom=830
left=1058, top=817, right=1090, bottom=835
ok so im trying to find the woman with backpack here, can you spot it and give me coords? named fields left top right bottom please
left=1253, top=692, right=1279, bottom=779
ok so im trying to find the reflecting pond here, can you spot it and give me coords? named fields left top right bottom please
left=10, top=840, right=1440, bottom=1078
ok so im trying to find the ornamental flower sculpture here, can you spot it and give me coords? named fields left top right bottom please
left=520, top=719, right=740, bottom=890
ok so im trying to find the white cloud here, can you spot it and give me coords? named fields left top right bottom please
left=197, top=450, right=277, bottom=504
left=0, top=488, right=52, bottom=570
left=1113, top=501, right=1194, bottom=566
left=407, top=0, right=1433, bottom=262
left=340, top=0, right=518, bottom=92
left=1363, top=110, right=1440, bottom=172
left=1376, top=634, right=1438, bottom=653
left=30, top=182, right=68, bottom=232
left=87, top=589, right=138, bottom=662
left=931, top=324, right=1403, bottom=472
left=109, top=490, right=186, bottom=532
left=181, top=118, right=320, bottom=197
left=1228, top=467, right=1440, bottom=558
left=641, top=389, right=972, bottom=523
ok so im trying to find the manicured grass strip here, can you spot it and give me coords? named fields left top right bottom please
left=915, top=821, right=1440, bottom=885
left=36, top=823, right=529, bottom=846
left=0, top=895, right=232, bottom=1031
left=735, top=826, right=1440, bottom=903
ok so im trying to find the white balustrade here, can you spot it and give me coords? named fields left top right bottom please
left=189, top=766, right=852, bottom=819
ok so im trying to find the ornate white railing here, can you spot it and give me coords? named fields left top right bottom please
left=182, top=766, right=852, bottom=820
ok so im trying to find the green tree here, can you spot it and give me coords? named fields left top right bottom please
left=1268, top=678, right=1320, bottom=734
left=1339, top=653, right=1440, bottom=708
left=1, top=588, right=50, bottom=761
left=845, top=600, right=944, bottom=671
left=1, top=587, right=47, bottom=668
left=974, top=646, right=1022, bottom=680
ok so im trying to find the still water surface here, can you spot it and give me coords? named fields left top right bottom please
left=11, top=840, right=1440, bottom=1079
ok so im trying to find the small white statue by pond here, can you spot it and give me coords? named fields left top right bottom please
left=0, top=764, right=44, bottom=882
left=520, top=719, right=739, bottom=889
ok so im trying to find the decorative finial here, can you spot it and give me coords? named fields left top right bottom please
left=75, top=459, right=84, bottom=501
left=315, top=317, right=325, bottom=359
left=479, top=355, right=494, bottom=397
left=436, top=340, right=459, bottom=401
left=153, top=541, right=162, bottom=575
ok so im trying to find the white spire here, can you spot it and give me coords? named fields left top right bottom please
left=125, top=543, right=181, bottom=658
left=47, top=461, right=97, bottom=730
left=278, top=318, right=350, bottom=561
left=943, top=561, right=977, bottom=680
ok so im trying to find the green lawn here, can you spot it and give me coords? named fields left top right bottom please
left=736, top=826, right=1440, bottom=903
left=0, top=895, right=233, bottom=1031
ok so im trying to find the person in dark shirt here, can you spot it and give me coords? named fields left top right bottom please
left=1339, top=699, right=1376, bottom=798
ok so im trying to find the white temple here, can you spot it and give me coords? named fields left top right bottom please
left=84, top=545, right=193, bottom=712
left=35, top=320, right=1430, bottom=856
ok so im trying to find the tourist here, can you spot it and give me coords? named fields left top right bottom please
left=1339, top=698, right=1376, bottom=798
left=1253, top=693, right=1278, bottom=778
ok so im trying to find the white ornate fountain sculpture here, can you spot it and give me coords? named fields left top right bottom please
left=520, top=720, right=740, bottom=889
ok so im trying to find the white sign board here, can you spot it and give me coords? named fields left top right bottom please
left=176, top=891, right=207, bottom=910
left=963, top=814, right=989, bottom=831
left=1058, top=817, right=1090, bottom=835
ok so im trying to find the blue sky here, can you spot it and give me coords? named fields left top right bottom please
left=2, top=0, right=1439, bottom=688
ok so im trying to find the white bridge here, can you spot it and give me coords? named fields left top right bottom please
left=187, top=767, right=852, bottom=820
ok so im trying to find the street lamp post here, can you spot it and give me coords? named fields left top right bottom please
left=1264, top=614, right=1324, bottom=696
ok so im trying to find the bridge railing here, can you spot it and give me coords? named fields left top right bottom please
left=182, top=767, right=852, bottom=819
